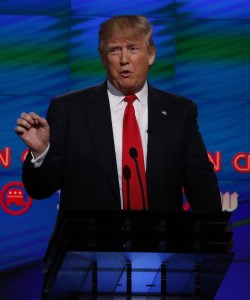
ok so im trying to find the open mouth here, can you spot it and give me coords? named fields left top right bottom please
left=120, top=70, right=132, bottom=77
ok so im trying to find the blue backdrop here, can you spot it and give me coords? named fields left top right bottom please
left=0, top=1, right=250, bottom=299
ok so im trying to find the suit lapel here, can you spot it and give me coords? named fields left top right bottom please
left=146, top=86, right=171, bottom=197
left=147, top=86, right=166, bottom=137
left=86, top=83, right=121, bottom=205
left=147, top=85, right=170, bottom=159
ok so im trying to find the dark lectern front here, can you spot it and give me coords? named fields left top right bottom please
left=43, top=211, right=233, bottom=300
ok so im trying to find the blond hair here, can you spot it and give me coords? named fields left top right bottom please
left=98, top=15, right=156, bottom=54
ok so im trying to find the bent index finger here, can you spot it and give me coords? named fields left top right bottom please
left=28, top=111, right=41, bottom=122
left=29, top=112, right=48, bottom=127
left=20, top=112, right=36, bottom=125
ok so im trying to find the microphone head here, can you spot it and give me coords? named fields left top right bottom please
left=129, top=147, right=138, bottom=159
left=123, top=165, right=131, bottom=180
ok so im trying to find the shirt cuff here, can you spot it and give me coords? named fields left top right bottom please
left=31, top=144, right=50, bottom=168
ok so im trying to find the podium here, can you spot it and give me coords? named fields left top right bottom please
left=43, top=211, right=233, bottom=300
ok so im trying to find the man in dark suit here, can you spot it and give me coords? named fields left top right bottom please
left=15, top=15, right=222, bottom=222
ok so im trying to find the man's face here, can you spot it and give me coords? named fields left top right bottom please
left=100, top=35, right=155, bottom=95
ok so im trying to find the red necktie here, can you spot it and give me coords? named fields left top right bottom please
left=122, top=94, right=148, bottom=210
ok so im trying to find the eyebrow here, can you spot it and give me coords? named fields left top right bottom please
left=108, top=42, right=139, bottom=48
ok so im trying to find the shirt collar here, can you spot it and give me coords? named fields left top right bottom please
left=107, top=80, right=148, bottom=108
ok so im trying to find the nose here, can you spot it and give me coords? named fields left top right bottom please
left=120, top=49, right=129, bottom=65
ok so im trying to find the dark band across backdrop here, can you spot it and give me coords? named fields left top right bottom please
left=0, top=1, right=250, bottom=299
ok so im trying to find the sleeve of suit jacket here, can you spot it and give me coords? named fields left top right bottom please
left=22, top=95, right=66, bottom=199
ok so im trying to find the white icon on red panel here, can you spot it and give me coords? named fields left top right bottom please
left=0, top=182, right=32, bottom=215
left=6, top=188, right=25, bottom=206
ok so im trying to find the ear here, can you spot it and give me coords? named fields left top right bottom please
left=148, top=50, right=156, bottom=67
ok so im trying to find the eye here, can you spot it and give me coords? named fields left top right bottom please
left=109, top=47, right=120, bottom=54
left=129, top=46, right=139, bottom=54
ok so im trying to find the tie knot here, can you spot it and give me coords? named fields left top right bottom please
left=124, top=94, right=137, bottom=105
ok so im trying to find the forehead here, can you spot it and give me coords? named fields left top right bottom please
left=106, top=36, right=146, bottom=46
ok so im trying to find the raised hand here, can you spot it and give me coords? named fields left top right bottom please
left=15, top=112, right=50, bottom=158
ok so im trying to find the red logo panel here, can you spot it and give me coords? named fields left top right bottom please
left=0, top=182, right=32, bottom=215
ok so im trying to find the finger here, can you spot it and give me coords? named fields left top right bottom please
left=28, top=111, right=41, bottom=121
left=28, top=112, right=48, bottom=127
left=19, top=112, right=45, bottom=128
left=20, top=112, right=36, bottom=126
left=14, top=125, right=26, bottom=135
left=16, top=117, right=33, bottom=129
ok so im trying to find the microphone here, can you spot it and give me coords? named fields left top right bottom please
left=123, top=165, right=131, bottom=210
left=129, top=147, right=147, bottom=210
left=129, top=147, right=138, bottom=160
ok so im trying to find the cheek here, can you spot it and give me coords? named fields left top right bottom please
left=134, top=56, right=150, bottom=71
left=105, top=64, right=115, bottom=76
left=137, top=62, right=149, bottom=76
left=107, top=61, right=118, bottom=73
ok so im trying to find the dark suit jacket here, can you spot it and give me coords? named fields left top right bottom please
left=22, top=82, right=222, bottom=221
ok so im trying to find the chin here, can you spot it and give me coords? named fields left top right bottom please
left=119, top=84, right=138, bottom=94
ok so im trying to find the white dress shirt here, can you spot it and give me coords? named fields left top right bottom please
left=107, top=81, right=148, bottom=207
